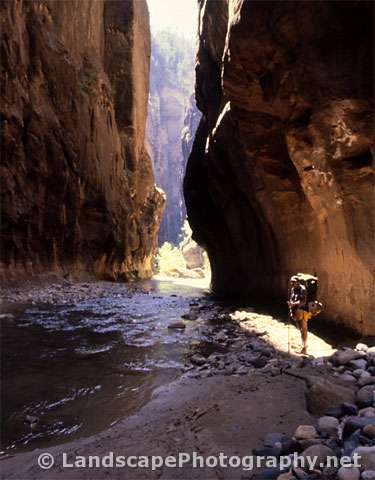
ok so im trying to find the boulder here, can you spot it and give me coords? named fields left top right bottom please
left=356, top=385, right=375, bottom=408
left=317, top=416, right=340, bottom=437
left=305, top=377, right=355, bottom=414
left=332, top=350, right=364, bottom=366
left=351, top=446, right=375, bottom=470
left=190, top=354, right=206, bottom=366
left=363, top=424, right=375, bottom=439
left=294, top=425, right=318, bottom=441
left=362, top=472, right=375, bottom=480
left=301, top=444, right=336, bottom=466
left=337, top=466, right=360, bottom=480
left=350, top=359, right=368, bottom=370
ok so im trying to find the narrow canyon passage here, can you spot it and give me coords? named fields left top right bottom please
left=0, top=1, right=374, bottom=480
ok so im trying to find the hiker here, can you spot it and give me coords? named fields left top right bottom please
left=288, top=277, right=312, bottom=354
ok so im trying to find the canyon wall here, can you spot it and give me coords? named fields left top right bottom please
left=184, top=0, right=374, bottom=334
left=147, top=31, right=199, bottom=245
left=1, top=0, right=164, bottom=281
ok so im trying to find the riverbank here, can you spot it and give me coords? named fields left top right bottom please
left=1, top=279, right=373, bottom=479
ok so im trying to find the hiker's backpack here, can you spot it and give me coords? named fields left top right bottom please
left=290, top=272, right=322, bottom=316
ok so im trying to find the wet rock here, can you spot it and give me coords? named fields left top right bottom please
left=294, top=425, right=318, bottom=441
left=168, top=321, right=186, bottom=330
left=363, top=424, right=375, bottom=439
left=337, top=466, right=360, bottom=480
left=181, top=313, right=198, bottom=321
left=356, top=385, right=375, bottom=408
left=352, top=446, right=375, bottom=470
left=301, top=444, right=336, bottom=466
left=0, top=313, right=15, bottom=320
left=317, top=416, right=339, bottom=437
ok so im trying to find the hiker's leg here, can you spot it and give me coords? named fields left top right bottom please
left=300, top=311, right=310, bottom=354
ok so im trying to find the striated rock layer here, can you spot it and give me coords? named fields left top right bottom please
left=184, top=0, right=374, bottom=334
left=1, top=0, right=164, bottom=281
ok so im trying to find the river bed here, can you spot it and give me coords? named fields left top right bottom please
left=0, top=279, right=211, bottom=455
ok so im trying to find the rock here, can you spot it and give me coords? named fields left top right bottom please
left=168, top=321, right=186, bottom=330
left=255, top=467, right=285, bottom=479
left=0, top=313, right=15, bottom=320
left=190, top=355, right=206, bottom=366
left=301, top=445, right=336, bottom=466
left=235, top=366, right=249, bottom=375
left=337, top=466, right=360, bottom=480
left=350, top=359, right=368, bottom=370
left=356, top=343, right=369, bottom=353
left=361, top=472, right=375, bottom=480
left=325, top=405, right=344, bottom=418
left=181, top=313, right=198, bottom=321
left=214, top=331, right=227, bottom=342
left=342, top=403, right=359, bottom=416
left=359, top=376, right=375, bottom=388
left=277, top=472, right=296, bottom=480
left=332, top=350, right=365, bottom=366
left=252, top=356, right=268, bottom=369
left=343, top=416, right=375, bottom=437
left=356, top=385, right=375, bottom=407
left=341, top=374, right=358, bottom=384
left=292, top=467, right=309, bottom=479
left=25, top=415, right=39, bottom=424
left=317, top=416, right=339, bottom=437
left=352, top=446, right=375, bottom=470
left=363, top=424, right=375, bottom=439
left=184, top=0, right=374, bottom=337
left=294, top=425, right=318, bottom=441
left=353, top=369, right=367, bottom=379
left=0, top=0, right=164, bottom=282
left=360, top=407, right=375, bottom=417
left=305, top=376, right=355, bottom=414
left=254, top=443, right=282, bottom=457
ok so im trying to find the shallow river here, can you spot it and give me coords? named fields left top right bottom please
left=1, top=279, right=210, bottom=455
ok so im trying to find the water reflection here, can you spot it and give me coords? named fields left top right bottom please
left=1, top=280, right=210, bottom=454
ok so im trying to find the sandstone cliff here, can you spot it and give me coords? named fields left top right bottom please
left=184, top=0, right=374, bottom=334
left=147, top=31, right=198, bottom=245
left=1, top=0, right=164, bottom=281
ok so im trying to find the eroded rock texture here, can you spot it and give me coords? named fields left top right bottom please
left=184, top=0, right=374, bottom=334
left=1, top=0, right=164, bottom=281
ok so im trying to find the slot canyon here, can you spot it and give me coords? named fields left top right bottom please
left=0, top=1, right=374, bottom=479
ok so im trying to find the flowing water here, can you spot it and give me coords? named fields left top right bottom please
left=1, top=279, right=211, bottom=455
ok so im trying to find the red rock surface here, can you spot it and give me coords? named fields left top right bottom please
left=184, top=0, right=374, bottom=335
left=1, top=0, right=164, bottom=281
